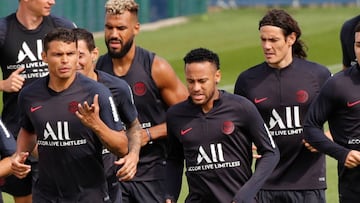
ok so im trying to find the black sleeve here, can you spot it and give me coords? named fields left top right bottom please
left=304, top=80, right=350, bottom=164
left=0, top=17, right=7, bottom=48
left=164, top=112, right=184, bottom=202
left=234, top=73, right=246, bottom=96
left=0, top=119, right=16, bottom=157
left=233, top=99, right=280, bottom=203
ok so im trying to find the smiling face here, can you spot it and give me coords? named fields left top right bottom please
left=76, top=39, right=98, bottom=77
left=259, top=25, right=295, bottom=68
left=185, top=61, right=221, bottom=113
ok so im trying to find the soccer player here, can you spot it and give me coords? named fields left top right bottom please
left=340, top=15, right=360, bottom=69
left=165, top=47, right=279, bottom=203
left=74, top=27, right=142, bottom=203
left=96, top=0, right=188, bottom=202
left=234, top=9, right=331, bottom=203
left=11, top=27, right=127, bottom=202
left=0, top=1, right=75, bottom=202
left=304, top=22, right=360, bottom=203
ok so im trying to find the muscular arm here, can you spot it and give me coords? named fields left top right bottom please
left=147, top=56, right=188, bottom=140
left=126, top=118, right=142, bottom=156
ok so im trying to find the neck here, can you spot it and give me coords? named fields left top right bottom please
left=48, top=74, right=76, bottom=92
left=16, top=7, right=44, bottom=30
left=202, top=89, right=220, bottom=113
left=111, top=45, right=136, bottom=76
left=89, top=70, right=98, bottom=81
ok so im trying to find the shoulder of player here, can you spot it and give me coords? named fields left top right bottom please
left=151, top=55, right=173, bottom=72
left=48, top=14, right=76, bottom=29
left=237, top=62, right=267, bottom=81
left=167, top=99, right=191, bottom=115
left=97, top=70, right=130, bottom=91
left=292, top=58, right=330, bottom=75
left=150, top=55, right=179, bottom=87
left=0, top=13, right=16, bottom=46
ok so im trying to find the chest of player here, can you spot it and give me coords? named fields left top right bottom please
left=247, top=71, right=319, bottom=110
left=176, top=110, right=251, bottom=155
left=25, top=91, right=95, bottom=142
left=1, top=19, right=56, bottom=79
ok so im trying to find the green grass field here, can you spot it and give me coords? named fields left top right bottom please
left=2, top=5, right=358, bottom=203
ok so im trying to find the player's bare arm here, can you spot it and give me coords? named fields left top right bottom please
left=145, top=56, right=188, bottom=140
left=115, top=118, right=141, bottom=181
left=76, top=94, right=128, bottom=157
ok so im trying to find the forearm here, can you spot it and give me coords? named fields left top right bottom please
left=0, top=157, right=12, bottom=177
left=144, top=122, right=167, bottom=141
left=233, top=150, right=279, bottom=202
left=126, top=119, right=141, bottom=156
left=91, top=118, right=128, bottom=157
left=16, top=128, right=37, bottom=153
left=304, top=126, right=349, bottom=163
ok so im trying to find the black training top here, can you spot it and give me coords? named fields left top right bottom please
left=305, top=64, right=360, bottom=196
left=340, top=15, right=360, bottom=68
left=0, top=13, right=75, bottom=136
left=166, top=90, right=279, bottom=203
left=96, top=46, right=168, bottom=181
left=18, top=73, right=122, bottom=198
left=235, top=57, right=331, bottom=190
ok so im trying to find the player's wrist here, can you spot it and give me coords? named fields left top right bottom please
left=146, top=128, right=153, bottom=144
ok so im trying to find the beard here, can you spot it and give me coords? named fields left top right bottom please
left=106, top=38, right=134, bottom=59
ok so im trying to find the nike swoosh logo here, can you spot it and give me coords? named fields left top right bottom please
left=30, top=106, right=42, bottom=112
left=347, top=100, right=360, bottom=107
left=181, top=128, right=192, bottom=136
left=254, top=97, right=268, bottom=104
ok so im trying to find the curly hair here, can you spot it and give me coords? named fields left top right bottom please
left=183, top=48, right=220, bottom=70
left=259, top=9, right=307, bottom=59
left=105, top=0, right=138, bottom=15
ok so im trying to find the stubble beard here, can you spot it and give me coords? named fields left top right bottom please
left=106, top=38, right=134, bottom=59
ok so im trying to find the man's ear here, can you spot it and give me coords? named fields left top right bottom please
left=41, top=51, right=47, bottom=63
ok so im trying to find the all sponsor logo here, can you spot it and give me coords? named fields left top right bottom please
left=268, top=106, right=303, bottom=136
left=187, top=143, right=241, bottom=172
left=39, top=121, right=87, bottom=147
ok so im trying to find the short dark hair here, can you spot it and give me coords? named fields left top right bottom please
left=73, top=28, right=96, bottom=51
left=355, top=22, right=360, bottom=33
left=183, top=48, right=220, bottom=70
left=259, top=9, right=307, bottom=59
left=43, top=27, right=77, bottom=52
